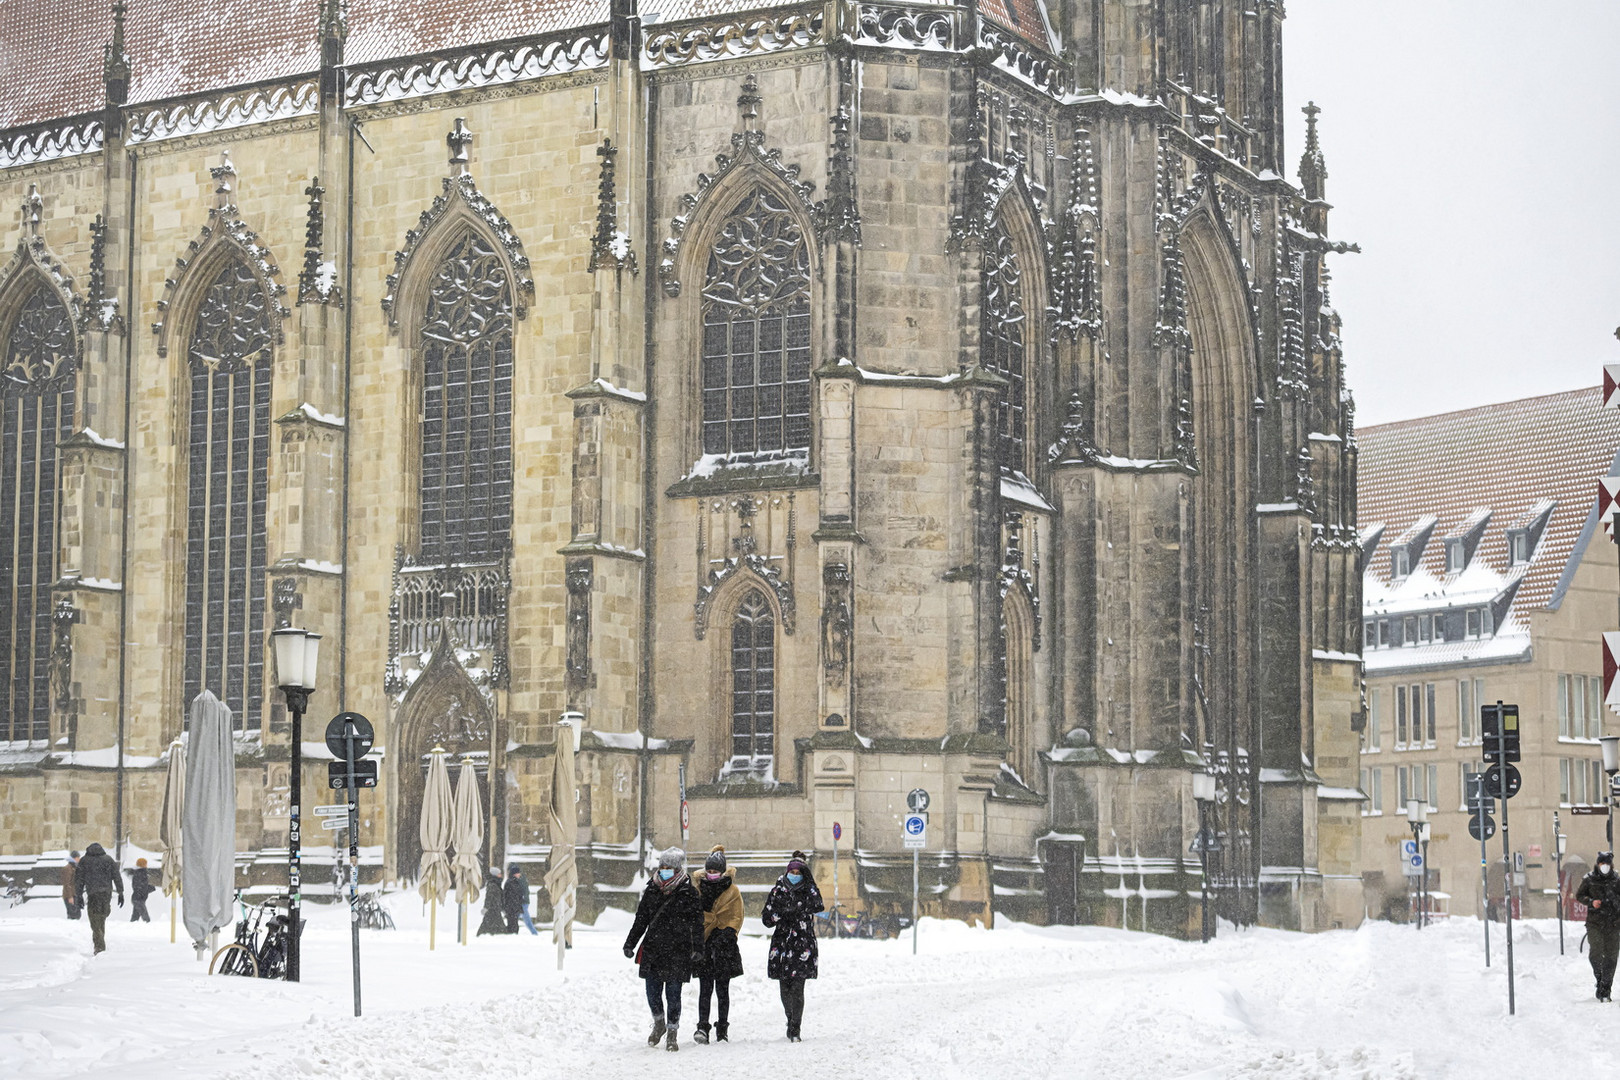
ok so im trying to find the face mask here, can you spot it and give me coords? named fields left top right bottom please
left=787, top=873, right=803, bottom=886
left=1603, top=865, right=1614, bottom=876
left=659, top=868, right=675, bottom=881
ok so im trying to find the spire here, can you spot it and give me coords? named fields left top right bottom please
left=103, top=2, right=130, bottom=107
left=1299, top=102, right=1326, bottom=202
left=318, top=0, right=347, bottom=71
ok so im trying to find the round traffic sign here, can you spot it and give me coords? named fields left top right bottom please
left=325, top=711, right=374, bottom=760
left=1468, top=814, right=1497, bottom=842
left=832, top=822, right=842, bottom=842
left=907, top=788, right=930, bottom=813
left=1484, top=763, right=1522, bottom=800
left=904, top=814, right=926, bottom=836
left=680, top=801, right=690, bottom=831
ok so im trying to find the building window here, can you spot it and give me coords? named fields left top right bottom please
left=981, top=216, right=1028, bottom=475
left=1361, top=767, right=1383, bottom=815
left=1466, top=609, right=1482, bottom=639
left=1378, top=620, right=1391, bottom=647
left=700, top=186, right=812, bottom=460
left=418, top=230, right=514, bottom=565
left=1364, top=620, right=1376, bottom=650
left=1364, top=687, right=1382, bottom=752
left=1559, top=674, right=1603, bottom=740
left=0, top=279, right=76, bottom=743
left=1392, top=547, right=1410, bottom=580
left=1403, top=616, right=1417, bottom=645
left=1458, top=677, right=1485, bottom=744
left=1396, top=685, right=1408, bottom=748
left=1427, top=763, right=1439, bottom=810
left=183, top=259, right=272, bottom=730
left=1459, top=761, right=1485, bottom=811
left=1425, top=683, right=1437, bottom=745
left=1507, top=530, right=1528, bottom=565
left=727, top=588, right=776, bottom=773
left=1445, top=538, right=1465, bottom=573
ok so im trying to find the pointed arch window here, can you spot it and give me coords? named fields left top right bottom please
left=1001, top=588, right=1036, bottom=789
left=1, top=280, right=76, bottom=742
left=982, top=218, right=1028, bottom=473
left=417, top=230, right=513, bottom=565
left=729, top=587, right=776, bottom=772
left=700, top=186, right=812, bottom=460
left=183, top=258, right=272, bottom=731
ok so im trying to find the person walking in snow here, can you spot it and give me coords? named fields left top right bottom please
left=623, top=848, right=703, bottom=1052
left=503, top=865, right=539, bottom=935
left=1578, top=850, right=1620, bottom=1000
left=62, top=851, right=81, bottom=920
left=73, top=842, right=124, bottom=954
left=761, top=850, right=823, bottom=1042
left=127, top=858, right=155, bottom=923
left=478, top=866, right=511, bottom=936
left=693, top=845, right=745, bottom=1044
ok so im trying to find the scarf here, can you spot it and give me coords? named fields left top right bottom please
left=656, top=868, right=690, bottom=895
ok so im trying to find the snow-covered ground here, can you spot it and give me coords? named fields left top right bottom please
left=0, top=894, right=1608, bottom=1079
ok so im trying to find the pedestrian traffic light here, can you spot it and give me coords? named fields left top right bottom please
left=1481, top=704, right=1521, bottom=764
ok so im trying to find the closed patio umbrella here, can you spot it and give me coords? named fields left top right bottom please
left=182, top=690, right=236, bottom=955
left=450, top=756, right=485, bottom=946
left=543, top=717, right=579, bottom=970
left=417, top=747, right=454, bottom=950
left=159, top=736, right=185, bottom=944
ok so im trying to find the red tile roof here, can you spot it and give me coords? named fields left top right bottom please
left=0, top=0, right=610, bottom=130
left=1358, top=385, right=1620, bottom=614
left=978, top=0, right=1054, bottom=51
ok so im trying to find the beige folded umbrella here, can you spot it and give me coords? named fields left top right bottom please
left=543, top=719, right=579, bottom=970
left=417, top=747, right=455, bottom=950
left=159, top=737, right=185, bottom=944
left=450, top=756, right=485, bottom=946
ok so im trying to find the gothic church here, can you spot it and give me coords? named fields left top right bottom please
left=0, top=0, right=1362, bottom=933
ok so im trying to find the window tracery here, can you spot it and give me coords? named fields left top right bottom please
left=1, top=280, right=76, bottom=742
left=417, top=230, right=514, bottom=565
left=728, top=587, right=776, bottom=772
left=183, top=258, right=273, bottom=731
left=982, top=218, right=1027, bottom=473
left=700, top=187, right=812, bottom=460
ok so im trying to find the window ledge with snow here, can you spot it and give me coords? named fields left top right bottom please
left=668, top=452, right=817, bottom=497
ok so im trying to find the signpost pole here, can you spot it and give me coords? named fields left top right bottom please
left=1480, top=796, right=1490, bottom=968
left=1496, top=702, right=1516, bottom=1016
left=678, top=763, right=688, bottom=846
left=346, top=722, right=362, bottom=1019
left=1555, top=811, right=1565, bottom=956
left=831, top=823, right=840, bottom=940
left=912, top=845, right=919, bottom=957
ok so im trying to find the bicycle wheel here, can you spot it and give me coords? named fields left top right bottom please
left=209, top=942, right=260, bottom=978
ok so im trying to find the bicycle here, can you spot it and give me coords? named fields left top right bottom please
left=211, top=898, right=303, bottom=979
left=1, top=874, right=31, bottom=908
left=354, top=891, right=395, bottom=930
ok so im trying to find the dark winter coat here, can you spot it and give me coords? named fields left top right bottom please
left=128, top=867, right=155, bottom=901
left=478, top=872, right=511, bottom=935
left=762, top=874, right=823, bottom=981
left=695, top=874, right=745, bottom=980
left=624, top=874, right=704, bottom=983
left=502, top=872, right=530, bottom=916
left=74, top=843, right=123, bottom=905
left=1578, top=868, right=1620, bottom=928
left=61, top=860, right=76, bottom=904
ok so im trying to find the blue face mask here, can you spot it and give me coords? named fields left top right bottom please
left=787, top=872, right=803, bottom=886
left=659, top=868, right=675, bottom=881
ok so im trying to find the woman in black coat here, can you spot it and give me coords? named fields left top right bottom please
left=761, top=850, right=824, bottom=1042
left=623, top=848, right=703, bottom=1052
left=477, top=868, right=510, bottom=936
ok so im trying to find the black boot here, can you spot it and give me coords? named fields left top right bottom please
left=715, top=1022, right=729, bottom=1043
left=694, top=1024, right=710, bottom=1045
left=666, top=1028, right=679, bottom=1052
left=648, top=1017, right=667, bottom=1047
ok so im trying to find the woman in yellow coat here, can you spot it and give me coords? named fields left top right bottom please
left=693, top=846, right=745, bottom=1043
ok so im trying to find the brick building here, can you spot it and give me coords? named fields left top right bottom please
left=0, top=0, right=1361, bottom=933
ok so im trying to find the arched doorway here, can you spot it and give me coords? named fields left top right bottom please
left=392, top=647, right=498, bottom=883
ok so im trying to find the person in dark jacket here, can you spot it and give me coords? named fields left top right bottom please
left=761, top=850, right=824, bottom=1042
left=127, top=858, right=155, bottom=923
left=478, top=867, right=511, bottom=936
left=623, top=848, right=703, bottom=1052
left=693, top=846, right=745, bottom=1044
left=62, top=852, right=81, bottom=920
left=503, top=866, right=538, bottom=935
left=73, top=842, right=124, bottom=954
left=1578, top=851, right=1620, bottom=1000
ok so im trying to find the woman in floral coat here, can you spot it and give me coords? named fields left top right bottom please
left=760, top=850, right=823, bottom=1042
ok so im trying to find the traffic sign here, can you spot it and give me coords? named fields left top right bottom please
left=1570, top=805, right=1608, bottom=815
left=1484, top=762, right=1522, bottom=800
left=1468, top=814, right=1496, bottom=842
left=1482, top=704, right=1521, bottom=764
left=329, top=759, right=378, bottom=789
left=313, top=804, right=350, bottom=818
left=907, top=788, right=930, bottom=814
left=832, top=822, right=842, bottom=842
left=1401, top=838, right=1424, bottom=877
left=903, top=813, right=927, bottom=849
left=320, top=817, right=351, bottom=831
left=325, top=712, right=375, bottom=760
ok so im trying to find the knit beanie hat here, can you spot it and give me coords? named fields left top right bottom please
left=706, top=845, right=727, bottom=874
left=786, top=849, right=810, bottom=875
left=658, top=847, right=686, bottom=870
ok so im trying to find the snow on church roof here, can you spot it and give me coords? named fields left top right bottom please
left=1358, top=385, right=1620, bottom=644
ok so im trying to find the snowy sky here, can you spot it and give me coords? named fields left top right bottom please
left=1282, top=1, right=1620, bottom=426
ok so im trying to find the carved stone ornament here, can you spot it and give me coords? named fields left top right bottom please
left=588, top=140, right=636, bottom=274
left=643, top=8, right=824, bottom=67
left=1047, top=390, right=1099, bottom=465
left=694, top=554, right=795, bottom=641
left=820, top=561, right=852, bottom=675
left=80, top=215, right=123, bottom=334
left=382, top=152, right=534, bottom=330
left=659, top=77, right=822, bottom=298
left=51, top=595, right=78, bottom=713
left=998, top=511, right=1041, bottom=651
left=272, top=576, right=303, bottom=630
left=564, top=557, right=593, bottom=690
left=151, top=152, right=290, bottom=358
left=295, top=177, right=342, bottom=307
left=2, top=184, right=83, bottom=355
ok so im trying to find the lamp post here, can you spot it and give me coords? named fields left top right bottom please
left=1407, top=798, right=1429, bottom=929
left=272, top=627, right=321, bottom=983
left=1193, top=772, right=1218, bottom=943
left=1601, top=736, right=1620, bottom=851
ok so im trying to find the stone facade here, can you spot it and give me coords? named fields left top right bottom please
left=0, top=0, right=1360, bottom=934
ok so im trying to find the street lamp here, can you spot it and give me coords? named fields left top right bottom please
left=1192, top=772, right=1218, bottom=943
left=1407, top=798, right=1429, bottom=930
left=272, top=627, right=321, bottom=983
left=1601, top=736, right=1620, bottom=850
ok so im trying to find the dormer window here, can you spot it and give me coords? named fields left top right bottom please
left=1446, top=538, right=1465, bottom=573
left=1466, top=608, right=1483, bottom=638
left=1392, top=547, right=1411, bottom=580
left=1507, top=530, right=1528, bottom=565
